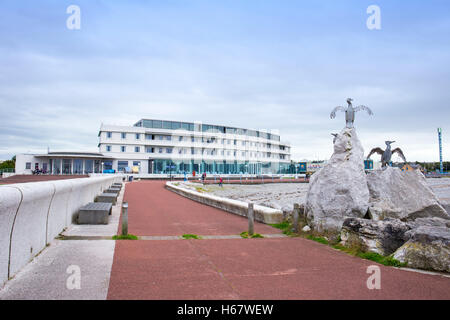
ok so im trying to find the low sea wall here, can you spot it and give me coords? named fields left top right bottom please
left=0, top=175, right=123, bottom=287
left=166, top=181, right=283, bottom=225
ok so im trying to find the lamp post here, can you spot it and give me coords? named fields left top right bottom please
left=101, top=162, right=104, bottom=174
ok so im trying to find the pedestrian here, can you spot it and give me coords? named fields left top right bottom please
left=202, top=172, right=206, bottom=185
left=219, top=176, right=223, bottom=187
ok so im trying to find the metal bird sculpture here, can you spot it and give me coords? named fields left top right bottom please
left=330, top=98, right=373, bottom=128
left=367, top=141, right=406, bottom=168
left=331, top=133, right=338, bottom=144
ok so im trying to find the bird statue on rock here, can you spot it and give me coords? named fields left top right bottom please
left=330, top=98, right=373, bottom=128
left=367, top=141, right=407, bottom=168
left=331, top=133, right=338, bottom=144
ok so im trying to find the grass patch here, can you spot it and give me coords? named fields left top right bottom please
left=306, top=234, right=329, bottom=245
left=195, top=187, right=207, bottom=193
left=269, top=220, right=297, bottom=236
left=358, top=252, right=407, bottom=267
left=332, top=243, right=406, bottom=267
left=112, top=234, right=138, bottom=240
left=300, top=231, right=407, bottom=268
left=182, top=234, right=202, bottom=239
left=240, top=231, right=264, bottom=239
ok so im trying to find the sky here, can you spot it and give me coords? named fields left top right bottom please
left=1, top=0, right=450, bottom=162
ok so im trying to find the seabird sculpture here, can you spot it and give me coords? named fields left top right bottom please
left=330, top=98, right=373, bottom=128
left=331, top=133, right=338, bottom=144
left=367, top=141, right=406, bottom=168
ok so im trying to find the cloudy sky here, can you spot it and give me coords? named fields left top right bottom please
left=1, top=0, right=449, bottom=162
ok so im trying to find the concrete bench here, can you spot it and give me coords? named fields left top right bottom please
left=95, top=193, right=117, bottom=205
left=112, top=183, right=122, bottom=189
left=104, top=187, right=120, bottom=195
left=77, top=202, right=112, bottom=225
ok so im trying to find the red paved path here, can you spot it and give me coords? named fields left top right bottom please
left=120, top=181, right=278, bottom=236
left=107, top=181, right=450, bottom=300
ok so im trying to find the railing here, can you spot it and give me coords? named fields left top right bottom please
left=0, top=168, right=15, bottom=174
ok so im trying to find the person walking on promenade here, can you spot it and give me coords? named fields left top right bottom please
left=202, top=172, right=206, bottom=185
left=219, top=176, right=223, bottom=187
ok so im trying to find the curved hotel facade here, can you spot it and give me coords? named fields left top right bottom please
left=98, top=119, right=292, bottom=175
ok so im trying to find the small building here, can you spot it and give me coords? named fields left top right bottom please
left=401, top=163, right=423, bottom=172
left=15, top=152, right=113, bottom=175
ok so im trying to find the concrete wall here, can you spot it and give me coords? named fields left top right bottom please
left=0, top=175, right=123, bottom=287
left=166, top=182, right=283, bottom=224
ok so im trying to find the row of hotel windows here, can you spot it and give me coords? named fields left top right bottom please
left=104, top=145, right=286, bottom=159
left=104, top=132, right=287, bottom=150
left=133, top=119, right=281, bottom=141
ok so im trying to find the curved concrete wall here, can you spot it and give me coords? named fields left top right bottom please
left=0, top=187, right=22, bottom=287
left=0, top=175, right=123, bottom=287
left=9, top=182, right=55, bottom=278
left=166, top=182, right=283, bottom=224
left=47, top=180, right=73, bottom=242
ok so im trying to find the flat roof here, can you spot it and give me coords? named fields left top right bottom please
left=34, top=152, right=112, bottom=159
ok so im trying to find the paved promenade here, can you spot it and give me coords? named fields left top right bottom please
left=1, top=180, right=449, bottom=300
left=107, top=181, right=450, bottom=300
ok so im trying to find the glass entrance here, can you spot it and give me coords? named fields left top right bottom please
left=62, top=159, right=72, bottom=174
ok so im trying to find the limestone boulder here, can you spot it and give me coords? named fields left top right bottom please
left=305, top=127, right=370, bottom=231
left=366, top=167, right=449, bottom=221
left=393, top=225, right=450, bottom=272
left=340, top=217, right=410, bottom=256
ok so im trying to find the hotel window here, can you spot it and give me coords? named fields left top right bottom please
left=166, top=136, right=171, bottom=141
left=25, top=162, right=31, bottom=169
left=159, top=148, right=163, bottom=153
left=106, top=145, right=111, bottom=152
left=179, top=136, right=183, bottom=141
left=167, top=148, right=173, bottom=154
left=136, top=133, right=140, bottom=140
left=135, top=146, right=140, bottom=153
left=133, top=161, right=141, bottom=167
left=146, top=147, right=154, bottom=153
left=106, top=132, right=112, bottom=138
left=159, top=135, right=163, bottom=140
left=121, top=132, right=126, bottom=139
left=121, top=146, right=126, bottom=152
left=118, top=161, right=128, bottom=172
left=227, top=140, right=230, bottom=144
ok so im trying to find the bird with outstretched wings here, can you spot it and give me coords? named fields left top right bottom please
left=354, top=105, right=374, bottom=115
left=330, top=106, right=345, bottom=119
left=367, top=147, right=384, bottom=159
left=391, top=148, right=406, bottom=162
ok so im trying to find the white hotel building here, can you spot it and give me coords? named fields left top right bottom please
left=99, top=119, right=292, bottom=175
left=15, top=119, right=292, bottom=175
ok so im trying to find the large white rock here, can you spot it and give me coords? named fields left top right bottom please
left=305, top=127, right=370, bottom=231
left=367, top=167, right=449, bottom=221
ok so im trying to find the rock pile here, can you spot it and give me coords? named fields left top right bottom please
left=304, top=127, right=450, bottom=272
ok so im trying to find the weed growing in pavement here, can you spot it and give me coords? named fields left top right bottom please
left=182, top=234, right=202, bottom=239
left=240, top=231, right=264, bottom=239
left=112, top=234, right=138, bottom=240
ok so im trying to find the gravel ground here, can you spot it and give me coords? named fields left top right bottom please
left=183, top=177, right=450, bottom=214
